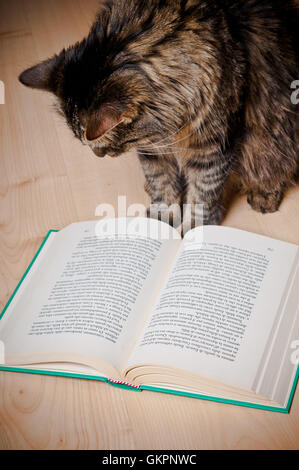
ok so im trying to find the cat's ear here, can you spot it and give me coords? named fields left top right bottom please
left=19, top=56, right=59, bottom=92
left=84, top=104, right=131, bottom=142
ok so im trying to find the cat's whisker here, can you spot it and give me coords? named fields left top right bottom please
left=138, top=118, right=193, bottom=150
left=145, top=126, right=199, bottom=152
left=282, top=105, right=299, bottom=118
left=139, top=149, right=181, bottom=156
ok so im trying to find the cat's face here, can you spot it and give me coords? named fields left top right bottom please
left=18, top=0, right=197, bottom=159
left=19, top=44, right=162, bottom=158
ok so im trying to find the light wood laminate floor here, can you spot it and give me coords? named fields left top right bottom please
left=0, top=0, right=298, bottom=449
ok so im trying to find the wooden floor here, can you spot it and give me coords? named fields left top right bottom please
left=0, top=0, right=299, bottom=450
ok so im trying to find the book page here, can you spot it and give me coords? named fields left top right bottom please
left=0, top=218, right=180, bottom=375
left=126, top=226, right=298, bottom=390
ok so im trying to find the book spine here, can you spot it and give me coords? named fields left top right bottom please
left=107, top=378, right=141, bottom=391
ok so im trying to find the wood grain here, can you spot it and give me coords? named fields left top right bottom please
left=0, top=0, right=298, bottom=450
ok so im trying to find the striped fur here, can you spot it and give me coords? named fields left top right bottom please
left=19, top=0, right=299, bottom=229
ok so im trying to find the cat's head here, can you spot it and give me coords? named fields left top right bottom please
left=19, top=1, right=203, bottom=158
left=19, top=44, right=155, bottom=158
left=18, top=1, right=197, bottom=158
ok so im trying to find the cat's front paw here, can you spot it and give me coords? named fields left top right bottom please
left=247, top=189, right=284, bottom=214
left=204, top=205, right=223, bottom=226
left=179, top=205, right=223, bottom=237
left=146, top=202, right=182, bottom=228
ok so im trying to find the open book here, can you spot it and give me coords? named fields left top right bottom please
left=0, top=218, right=298, bottom=412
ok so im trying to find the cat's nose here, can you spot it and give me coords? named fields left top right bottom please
left=91, top=147, right=105, bottom=158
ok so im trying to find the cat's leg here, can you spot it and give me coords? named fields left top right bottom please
left=181, top=155, right=232, bottom=233
left=239, top=83, right=298, bottom=214
left=138, top=152, right=184, bottom=227
left=240, top=125, right=297, bottom=214
left=246, top=187, right=285, bottom=214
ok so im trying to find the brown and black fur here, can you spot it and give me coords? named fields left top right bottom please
left=19, top=0, right=299, bottom=230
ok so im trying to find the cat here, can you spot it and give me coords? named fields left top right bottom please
left=19, top=0, right=299, bottom=232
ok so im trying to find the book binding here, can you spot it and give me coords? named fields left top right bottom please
left=107, top=378, right=141, bottom=391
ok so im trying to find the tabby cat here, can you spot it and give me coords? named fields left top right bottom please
left=19, top=0, right=299, bottom=231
